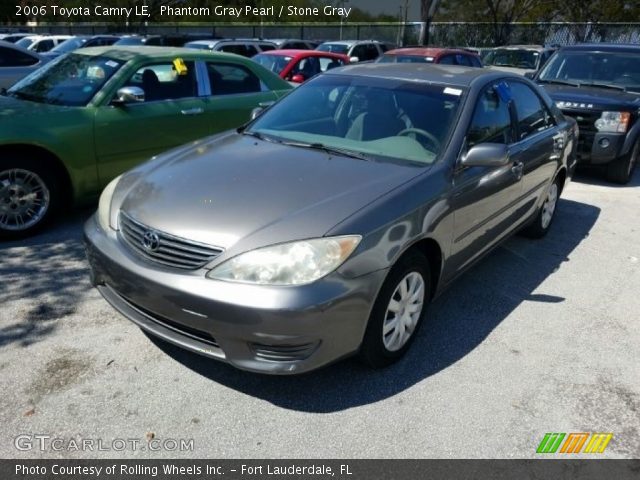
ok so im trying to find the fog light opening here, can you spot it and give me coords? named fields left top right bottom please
left=599, top=138, right=611, bottom=149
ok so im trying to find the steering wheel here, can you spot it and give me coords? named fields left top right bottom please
left=398, top=128, right=441, bottom=151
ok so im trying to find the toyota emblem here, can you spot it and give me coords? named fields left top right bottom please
left=141, top=230, right=161, bottom=252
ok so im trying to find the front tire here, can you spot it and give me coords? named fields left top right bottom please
left=359, top=251, right=431, bottom=368
left=607, top=140, right=639, bottom=184
left=0, top=158, right=59, bottom=239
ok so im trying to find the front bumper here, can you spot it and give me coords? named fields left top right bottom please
left=575, top=131, right=625, bottom=165
left=84, top=215, right=387, bottom=375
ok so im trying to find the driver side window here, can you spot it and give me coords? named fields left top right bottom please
left=467, top=85, right=513, bottom=147
left=124, top=61, right=197, bottom=102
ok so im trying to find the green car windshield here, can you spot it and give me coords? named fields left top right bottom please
left=249, top=74, right=464, bottom=165
left=7, top=53, right=124, bottom=106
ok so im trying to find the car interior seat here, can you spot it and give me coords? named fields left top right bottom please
left=345, top=90, right=406, bottom=141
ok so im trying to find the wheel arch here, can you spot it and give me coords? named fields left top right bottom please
left=0, top=144, right=74, bottom=206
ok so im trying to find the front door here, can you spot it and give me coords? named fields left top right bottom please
left=93, top=59, right=210, bottom=188
left=449, top=81, right=524, bottom=275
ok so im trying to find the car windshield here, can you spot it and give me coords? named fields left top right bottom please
left=484, top=49, right=539, bottom=69
left=15, top=37, right=35, bottom=49
left=7, top=53, right=124, bottom=106
left=114, top=37, right=144, bottom=46
left=378, top=54, right=434, bottom=63
left=252, top=54, right=292, bottom=74
left=539, top=51, right=640, bottom=93
left=50, top=37, right=87, bottom=53
left=248, top=74, right=464, bottom=165
left=317, top=44, right=349, bottom=55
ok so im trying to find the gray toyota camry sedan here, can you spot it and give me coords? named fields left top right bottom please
left=85, top=64, right=577, bottom=374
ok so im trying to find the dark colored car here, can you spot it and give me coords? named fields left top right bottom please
left=114, top=34, right=214, bottom=48
left=252, top=49, right=349, bottom=83
left=85, top=64, right=577, bottom=374
left=377, top=47, right=483, bottom=67
left=534, top=44, right=640, bottom=183
left=43, top=35, right=121, bottom=58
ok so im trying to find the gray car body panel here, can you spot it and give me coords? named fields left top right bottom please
left=86, top=64, right=576, bottom=374
left=0, top=40, right=47, bottom=89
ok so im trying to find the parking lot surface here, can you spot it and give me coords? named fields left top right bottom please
left=1, top=169, right=639, bottom=459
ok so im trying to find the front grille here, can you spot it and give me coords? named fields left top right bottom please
left=119, top=212, right=223, bottom=270
left=250, top=342, right=319, bottom=362
left=562, top=110, right=599, bottom=134
left=115, top=289, right=220, bottom=348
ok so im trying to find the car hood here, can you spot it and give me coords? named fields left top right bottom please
left=119, top=133, right=426, bottom=253
left=540, top=84, right=640, bottom=110
left=486, top=65, right=530, bottom=75
left=0, top=95, right=71, bottom=119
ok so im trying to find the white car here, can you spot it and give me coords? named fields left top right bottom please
left=15, top=35, right=72, bottom=53
left=184, top=39, right=277, bottom=57
left=316, top=40, right=392, bottom=63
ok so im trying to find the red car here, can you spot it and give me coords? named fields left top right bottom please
left=378, top=47, right=483, bottom=68
left=252, top=49, right=350, bottom=84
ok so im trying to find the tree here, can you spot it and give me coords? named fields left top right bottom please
left=419, top=0, right=442, bottom=45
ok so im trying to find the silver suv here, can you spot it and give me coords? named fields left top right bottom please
left=185, top=39, right=277, bottom=58
left=316, top=40, right=392, bottom=62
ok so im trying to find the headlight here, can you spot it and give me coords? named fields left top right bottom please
left=97, top=175, right=122, bottom=231
left=207, top=236, right=361, bottom=286
left=595, top=111, right=631, bottom=133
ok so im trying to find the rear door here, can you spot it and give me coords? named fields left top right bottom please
left=449, top=81, right=524, bottom=274
left=199, top=59, right=280, bottom=133
left=507, top=80, right=558, bottom=217
left=94, top=59, right=211, bottom=187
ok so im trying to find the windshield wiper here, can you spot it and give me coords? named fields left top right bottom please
left=240, top=130, right=283, bottom=145
left=538, top=79, right=581, bottom=87
left=280, top=140, right=369, bottom=160
left=578, top=81, right=627, bottom=92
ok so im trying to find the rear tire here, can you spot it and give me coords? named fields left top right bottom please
left=0, top=157, right=60, bottom=240
left=521, top=175, right=561, bottom=239
left=358, top=250, right=431, bottom=368
left=606, top=140, right=638, bottom=184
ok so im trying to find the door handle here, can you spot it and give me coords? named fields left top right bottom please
left=511, top=161, right=524, bottom=179
left=181, top=108, right=204, bottom=116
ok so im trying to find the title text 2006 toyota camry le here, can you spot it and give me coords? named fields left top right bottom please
left=85, top=64, right=577, bottom=374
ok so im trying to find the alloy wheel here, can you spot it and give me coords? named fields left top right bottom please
left=0, top=168, right=50, bottom=231
left=541, top=183, right=558, bottom=230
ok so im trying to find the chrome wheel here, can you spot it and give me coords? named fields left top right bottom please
left=383, top=271, right=425, bottom=352
left=541, top=183, right=558, bottom=230
left=0, top=168, right=50, bottom=231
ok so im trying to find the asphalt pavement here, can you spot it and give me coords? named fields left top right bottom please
left=1, top=168, right=639, bottom=459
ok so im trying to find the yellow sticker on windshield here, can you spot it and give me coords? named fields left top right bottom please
left=173, top=58, right=188, bottom=75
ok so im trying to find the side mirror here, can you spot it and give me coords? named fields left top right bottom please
left=461, top=143, right=510, bottom=167
left=250, top=100, right=276, bottom=120
left=290, top=73, right=305, bottom=83
left=349, top=56, right=360, bottom=63
left=524, top=71, right=536, bottom=80
left=112, top=86, right=145, bottom=105
left=250, top=107, right=264, bottom=120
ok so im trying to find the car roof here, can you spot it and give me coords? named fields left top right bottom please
left=559, top=43, right=640, bottom=53
left=259, top=49, right=347, bottom=58
left=0, top=39, right=40, bottom=56
left=385, top=47, right=479, bottom=57
left=325, top=63, right=517, bottom=87
left=188, top=39, right=275, bottom=46
left=492, top=44, right=549, bottom=50
left=77, top=46, right=251, bottom=62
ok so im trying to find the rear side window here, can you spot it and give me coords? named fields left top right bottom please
left=467, top=84, right=514, bottom=146
left=125, top=61, right=197, bottom=101
left=0, top=46, right=38, bottom=67
left=207, top=62, right=263, bottom=95
left=508, top=81, right=554, bottom=140
left=34, top=39, right=54, bottom=52
left=438, top=55, right=456, bottom=65
left=259, top=44, right=275, bottom=52
left=219, top=44, right=258, bottom=57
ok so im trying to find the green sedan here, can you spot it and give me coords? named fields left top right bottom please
left=0, top=47, right=292, bottom=238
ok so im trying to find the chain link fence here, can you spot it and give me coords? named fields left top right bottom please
left=3, top=22, right=640, bottom=47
